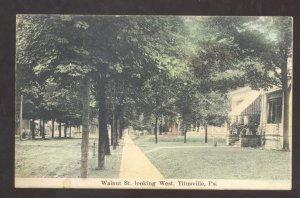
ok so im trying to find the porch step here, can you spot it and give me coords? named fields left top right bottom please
left=231, top=140, right=241, bottom=147
left=230, top=136, right=262, bottom=147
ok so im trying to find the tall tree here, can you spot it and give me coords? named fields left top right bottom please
left=189, top=16, right=292, bottom=149
left=16, top=15, right=93, bottom=176
left=81, top=76, right=90, bottom=178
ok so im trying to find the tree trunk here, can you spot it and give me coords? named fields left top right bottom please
left=114, top=119, right=118, bottom=149
left=184, top=124, right=187, bottom=143
left=58, top=122, right=61, bottom=138
left=113, top=114, right=117, bottom=150
left=42, top=120, right=45, bottom=139
left=154, top=116, right=158, bottom=144
left=31, top=119, right=35, bottom=139
left=159, top=115, right=163, bottom=135
left=281, top=61, right=290, bottom=150
left=19, top=94, right=23, bottom=140
left=110, top=120, right=114, bottom=146
left=119, top=120, right=123, bottom=139
left=69, top=122, right=72, bottom=138
left=279, top=29, right=291, bottom=151
left=81, top=77, right=90, bottom=178
left=159, top=124, right=162, bottom=135
left=116, top=119, right=119, bottom=146
left=39, top=119, right=42, bottom=136
left=205, top=125, right=208, bottom=143
left=282, top=87, right=290, bottom=150
left=105, top=130, right=111, bottom=155
left=64, top=122, right=68, bottom=138
left=97, top=69, right=108, bottom=170
left=51, top=119, right=55, bottom=138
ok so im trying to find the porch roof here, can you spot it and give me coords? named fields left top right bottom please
left=229, top=92, right=261, bottom=116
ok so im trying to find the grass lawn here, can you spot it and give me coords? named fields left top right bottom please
left=134, top=134, right=226, bottom=153
left=133, top=135, right=291, bottom=180
left=15, top=138, right=123, bottom=178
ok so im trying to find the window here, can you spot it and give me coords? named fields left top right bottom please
left=267, top=97, right=282, bottom=124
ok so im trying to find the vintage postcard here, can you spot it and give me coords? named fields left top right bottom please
left=15, top=15, right=292, bottom=190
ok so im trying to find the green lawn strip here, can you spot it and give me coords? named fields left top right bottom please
left=15, top=138, right=123, bottom=178
left=133, top=135, right=291, bottom=180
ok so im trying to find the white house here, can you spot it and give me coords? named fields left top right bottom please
left=227, top=85, right=292, bottom=150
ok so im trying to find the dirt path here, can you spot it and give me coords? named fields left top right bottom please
left=119, top=134, right=164, bottom=179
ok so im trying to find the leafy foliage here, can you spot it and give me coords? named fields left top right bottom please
left=16, top=16, right=292, bottom=146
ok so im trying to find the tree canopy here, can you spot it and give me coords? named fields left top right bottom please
left=16, top=15, right=293, bottom=174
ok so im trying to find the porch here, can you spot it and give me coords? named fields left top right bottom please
left=227, top=91, right=262, bottom=147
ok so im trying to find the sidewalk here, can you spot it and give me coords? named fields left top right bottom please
left=119, top=134, right=164, bottom=179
